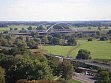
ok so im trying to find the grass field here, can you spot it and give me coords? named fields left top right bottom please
left=42, top=40, right=111, bottom=59
left=42, top=46, right=74, bottom=56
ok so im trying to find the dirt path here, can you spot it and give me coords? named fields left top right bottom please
left=66, top=43, right=81, bottom=57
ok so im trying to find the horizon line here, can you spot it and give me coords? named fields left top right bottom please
left=0, top=20, right=111, bottom=22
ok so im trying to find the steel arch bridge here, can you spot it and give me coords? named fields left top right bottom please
left=37, top=23, right=77, bottom=33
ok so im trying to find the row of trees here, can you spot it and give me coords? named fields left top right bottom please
left=0, top=33, right=38, bottom=49
left=0, top=32, right=77, bottom=48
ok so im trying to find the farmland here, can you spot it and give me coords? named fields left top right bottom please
left=42, top=40, right=111, bottom=59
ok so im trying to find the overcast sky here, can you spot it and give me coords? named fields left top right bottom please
left=0, top=0, right=111, bottom=21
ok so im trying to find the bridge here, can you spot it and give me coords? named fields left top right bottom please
left=5, top=23, right=77, bottom=36
left=36, top=23, right=77, bottom=33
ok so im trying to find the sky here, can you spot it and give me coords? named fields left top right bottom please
left=0, top=0, right=111, bottom=21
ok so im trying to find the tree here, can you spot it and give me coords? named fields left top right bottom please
left=27, top=26, right=33, bottom=30
left=0, top=55, right=16, bottom=70
left=10, top=27, right=13, bottom=30
left=0, top=67, right=5, bottom=83
left=34, top=38, right=41, bottom=44
left=88, top=38, right=92, bottom=41
left=107, top=30, right=111, bottom=34
left=105, top=26, right=108, bottom=29
left=58, top=60, right=73, bottom=80
left=36, top=25, right=46, bottom=30
left=98, top=27, right=101, bottom=31
left=14, top=36, right=27, bottom=48
left=67, top=37, right=77, bottom=46
left=96, top=31, right=101, bottom=37
left=22, top=28, right=25, bottom=30
left=14, top=28, right=18, bottom=30
left=27, top=39, right=38, bottom=49
left=48, top=56, right=60, bottom=76
left=42, top=36, right=49, bottom=44
left=30, top=32, right=39, bottom=38
left=95, top=70, right=110, bottom=83
left=26, top=36, right=30, bottom=42
left=3, top=31, right=8, bottom=34
left=6, top=56, right=53, bottom=83
left=51, top=37, right=59, bottom=45
left=99, top=36, right=108, bottom=41
left=76, top=49, right=91, bottom=60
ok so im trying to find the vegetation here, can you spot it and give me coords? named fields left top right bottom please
left=0, top=22, right=111, bottom=82
left=76, top=49, right=91, bottom=59
left=43, top=40, right=111, bottom=59
left=95, top=69, right=111, bottom=83
left=99, top=36, right=108, bottom=41
left=0, top=48, right=74, bottom=83
left=0, top=67, right=5, bottom=83
left=6, top=55, right=53, bottom=83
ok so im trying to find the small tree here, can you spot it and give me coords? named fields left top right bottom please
left=10, top=27, right=13, bottom=30
left=98, top=27, right=101, bottom=31
left=76, top=49, right=91, bottom=60
left=95, top=69, right=110, bottom=83
left=27, top=26, right=33, bottom=30
left=107, top=30, right=111, bottom=34
left=22, top=28, right=25, bottom=30
left=0, top=67, right=5, bottom=83
left=58, top=60, right=73, bottom=80
left=88, top=38, right=92, bottom=41
left=99, top=36, right=108, bottom=41
left=67, top=38, right=77, bottom=46
left=14, top=28, right=18, bottom=30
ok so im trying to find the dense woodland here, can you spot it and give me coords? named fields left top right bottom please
left=0, top=48, right=74, bottom=83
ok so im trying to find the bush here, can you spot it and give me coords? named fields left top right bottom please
left=0, top=67, right=5, bottom=83
left=99, top=36, right=108, bottom=41
left=76, top=49, right=91, bottom=60
left=88, top=38, right=92, bottom=41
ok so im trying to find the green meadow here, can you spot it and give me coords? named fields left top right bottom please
left=42, top=45, right=74, bottom=56
left=42, top=40, right=111, bottom=59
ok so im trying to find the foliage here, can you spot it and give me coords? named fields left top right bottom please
left=6, top=55, right=53, bottom=83
left=88, top=38, right=92, bottom=41
left=27, top=39, right=38, bottom=49
left=47, top=56, right=73, bottom=80
left=0, top=54, right=16, bottom=70
left=48, top=56, right=60, bottom=76
left=51, top=37, right=60, bottom=45
left=14, top=28, right=18, bottom=30
left=67, top=37, right=77, bottom=46
left=95, top=69, right=110, bottom=83
left=58, top=60, right=73, bottom=80
left=99, top=36, right=108, bottom=41
left=28, top=26, right=33, bottom=30
left=76, top=49, right=91, bottom=59
left=0, top=67, right=5, bottom=83
left=107, top=30, right=111, bottom=34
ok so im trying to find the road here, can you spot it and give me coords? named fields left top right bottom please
left=73, top=72, right=96, bottom=83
